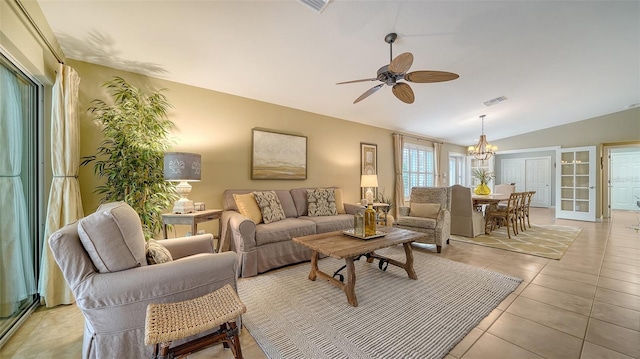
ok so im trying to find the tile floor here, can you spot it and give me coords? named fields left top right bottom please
left=1, top=208, right=638, bottom=358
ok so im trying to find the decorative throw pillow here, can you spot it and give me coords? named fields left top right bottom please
left=77, top=201, right=146, bottom=273
left=410, top=203, right=441, bottom=219
left=145, top=239, right=173, bottom=265
left=253, top=191, right=286, bottom=224
left=334, top=188, right=346, bottom=214
left=307, top=188, right=338, bottom=216
left=233, top=193, right=263, bottom=224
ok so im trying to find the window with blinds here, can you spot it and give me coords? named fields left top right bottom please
left=402, top=142, right=434, bottom=199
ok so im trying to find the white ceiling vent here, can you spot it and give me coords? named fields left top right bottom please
left=483, top=96, right=508, bottom=107
left=299, top=0, right=331, bottom=13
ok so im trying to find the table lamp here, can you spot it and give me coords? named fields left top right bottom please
left=360, top=174, right=378, bottom=205
left=164, top=152, right=201, bottom=214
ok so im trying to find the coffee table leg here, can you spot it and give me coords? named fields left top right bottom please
left=402, top=242, right=418, bottom=280
left=344, top=257, right=358, bottom=307
left=309, top=251, right=319, bottom=281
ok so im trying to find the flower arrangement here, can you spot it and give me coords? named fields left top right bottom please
left=472, top=168, right=495, bottom=185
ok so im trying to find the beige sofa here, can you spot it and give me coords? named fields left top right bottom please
left=220, top=188, right=359, bottom=278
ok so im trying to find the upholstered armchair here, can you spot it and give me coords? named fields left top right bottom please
left=48, top=202, right=238, bottom=359
left=394, top=187, right=451, bottom=252
left=450, top=184, right=485, bottom=237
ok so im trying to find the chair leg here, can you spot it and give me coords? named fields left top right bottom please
left=436, top=245, right=442, bottom=253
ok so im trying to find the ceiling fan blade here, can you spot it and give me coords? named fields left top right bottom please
left=392, top=82, right=415, bottom=104
left=336, top=78, right=378, bottom=85
left=389, top=52, right=413, bottom=74
left=354, top=83, right=385, bottom=104
left=404, top=70, right=459, bottom=83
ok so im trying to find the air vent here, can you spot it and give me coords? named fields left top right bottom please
left=483, top=96, right=508, bottom=107
left=299, top=0, right=330, bottom=13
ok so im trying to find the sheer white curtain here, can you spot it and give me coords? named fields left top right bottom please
left=434, top=142, right=443, bottom=187
left=38, top=64, right=83, bottom=307
left=0, top=66, right=36, bottom=316
left=392, top=133, right=405, bottom=219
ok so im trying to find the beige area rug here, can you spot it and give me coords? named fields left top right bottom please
left=237, top=246, right=522, bottom=359
left=450, top=224, right=582, bottom=259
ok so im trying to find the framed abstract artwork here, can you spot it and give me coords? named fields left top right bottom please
left=252, top=129, right=307, bottom=180
left=360, top=142, right=377, bottom=199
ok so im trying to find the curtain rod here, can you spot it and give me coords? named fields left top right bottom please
left=393, top=132, right=443, bottom=145
left=14, top=0, right=64, bottom=64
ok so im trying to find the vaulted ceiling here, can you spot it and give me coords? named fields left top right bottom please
left=37, top=0, right=640, bottom=146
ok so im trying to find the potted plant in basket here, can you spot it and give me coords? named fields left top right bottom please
left=472, top=168, right=495, bottom=195
left=81, top=76, right=177, bottom=240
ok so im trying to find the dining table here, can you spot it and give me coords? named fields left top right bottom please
left=471, top=193, right=510, bottom=212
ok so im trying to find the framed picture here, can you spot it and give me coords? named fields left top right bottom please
left=361, top=142, right=377, bottom=200
left=252, top=129, right=307, bottom=180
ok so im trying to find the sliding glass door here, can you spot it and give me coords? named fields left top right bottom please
left=0, top=52, right=42, bottom=343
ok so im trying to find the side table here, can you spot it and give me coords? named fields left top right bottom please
left=357, top=202, right=391, bottom=226
left=162, top=209, right=223, bottom=249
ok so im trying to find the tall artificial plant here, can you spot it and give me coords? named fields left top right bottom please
left=82, top=76, right=176, bottom=240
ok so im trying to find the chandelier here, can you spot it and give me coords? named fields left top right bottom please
left=468, top=115, right=497, bottom=161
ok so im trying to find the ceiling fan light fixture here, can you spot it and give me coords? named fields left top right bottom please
left=468, top=115, right=497, bottom=161
left=336, top=32, right=459, bottom=104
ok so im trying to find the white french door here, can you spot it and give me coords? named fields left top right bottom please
left=556, top=146, right=596, bottom=221
left=610, top=149, right=640, bottom=211
left=525, top=158, right=551, bottom=207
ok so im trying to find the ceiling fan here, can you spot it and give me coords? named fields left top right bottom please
left=337, top=33, right=459, bottom=104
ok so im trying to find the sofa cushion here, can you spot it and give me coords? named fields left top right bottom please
left=334, top=188, right=346, bottom=214
left=273, top=190, right=298, bottom=218
left=253, top=191, right=286, bottom=224
left=233, top=193, right=263, bottom=224
left=299, top=214, right=353, bottom=233
left=77, top=201, right=146, bottom=273
left=396, top=216, right=438, bottom=230
left=145, top=239, right=173, bottom=265
left=307, top=188, right=338, bottom=216
left=410, top=203, right=441, bottom=219
left=254, top=218, right=316, bottom=246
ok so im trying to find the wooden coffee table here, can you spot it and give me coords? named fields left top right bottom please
left=292, top=226, right=425, bottom=307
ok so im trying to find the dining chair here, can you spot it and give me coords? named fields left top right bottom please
left=484, top=192, right=519, bottom=238
left=494, top=183, right=515, bottom=208
left=523, top=191, right=536, bottom=229
left=515, top=192, right=527, bottom=232
left=450, top=185, right=485, bottom=238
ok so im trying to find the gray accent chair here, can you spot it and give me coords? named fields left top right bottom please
left=450, top=184, right=485, bottom=237
left=48, top=202, right=238, bottom=359
left=394, top=186, right=451, bottom=252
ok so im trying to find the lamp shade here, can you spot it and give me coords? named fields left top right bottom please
left=164, top=152, right=201, bottom=182
left=360, top=174, right=379, bottom=188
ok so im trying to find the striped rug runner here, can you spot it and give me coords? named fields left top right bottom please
left=237, top=245, right=521, bottom=359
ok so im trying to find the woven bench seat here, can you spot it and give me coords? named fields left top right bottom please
left=144, top=284, right=246, bottom=359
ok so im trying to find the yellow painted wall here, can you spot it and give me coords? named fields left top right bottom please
left=70, top=60, right=441, bottom=237
left=492, top=108, right=640, bottom=150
